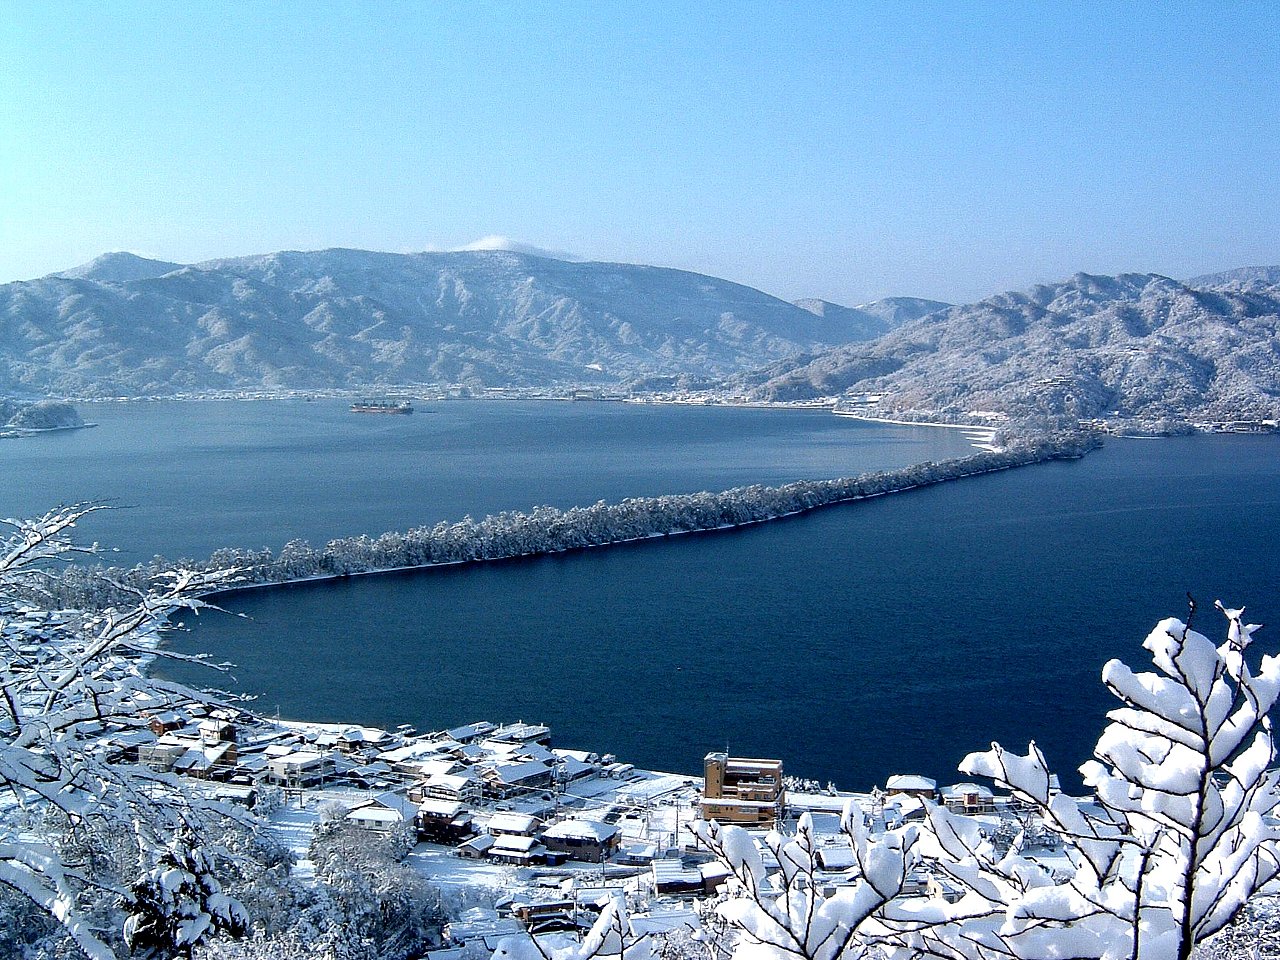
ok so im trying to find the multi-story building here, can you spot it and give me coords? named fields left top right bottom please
left=699, top=752, right=785, bottom=826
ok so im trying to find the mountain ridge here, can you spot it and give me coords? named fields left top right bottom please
left=2, top=248, right=918, bottom=397
left=8, top=248, right=1280, bottom=425
left=53, top=251, right=184, bottom=283
left=739, top=268, right=1280, bottom=425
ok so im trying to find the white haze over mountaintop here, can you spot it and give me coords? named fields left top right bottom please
left=448, top=236, right=584, bottom=262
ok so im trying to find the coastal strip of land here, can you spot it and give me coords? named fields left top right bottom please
left=40, top=431, right=1100, bottom=611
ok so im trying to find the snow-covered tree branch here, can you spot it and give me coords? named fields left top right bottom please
left=699, top=601, right=1280, bottom=960
left=0, top=506, right=249, bottom=959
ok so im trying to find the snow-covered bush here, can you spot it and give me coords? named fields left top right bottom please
left=491, top=898, right=655, bottom=960
left=122, top=836, right=248, bottom=959
left=307, top=822, right=439, bottom=959
left=701, top=600, right=1280, bottom=960
left=1194, top=895, right=1280, bottom=958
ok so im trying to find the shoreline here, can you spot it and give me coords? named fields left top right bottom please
left=831, top=410, right=997, bottom=432
left=0, top=421, right=97, bottom=439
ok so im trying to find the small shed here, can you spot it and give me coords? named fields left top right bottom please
left=489, top=834, right=545, bottom=866
left=457, top=834, right=496, bottom=859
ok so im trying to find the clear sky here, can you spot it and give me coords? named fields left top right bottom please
left=1, top=1, right=1277, bottom=304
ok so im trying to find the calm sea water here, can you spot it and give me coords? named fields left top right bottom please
left=7, top=402, right=1278, bottom=791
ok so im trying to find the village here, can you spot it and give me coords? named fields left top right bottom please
left=99, top=702, right=1078, bottom=958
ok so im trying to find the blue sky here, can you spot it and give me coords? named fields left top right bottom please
left=1, top=2, right=1276, bottom=304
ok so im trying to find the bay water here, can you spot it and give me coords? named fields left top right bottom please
left=6, top=401, right=1278, bottom=790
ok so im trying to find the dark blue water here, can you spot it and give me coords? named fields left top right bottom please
left=2, top=400, right=973, bottom=565
left=155, top=433, right=1280, bottom=793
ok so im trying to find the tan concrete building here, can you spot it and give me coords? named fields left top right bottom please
left=700, top=752, right=786, bottom=826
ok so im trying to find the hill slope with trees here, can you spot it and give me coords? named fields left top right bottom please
left=0, top=249, right=911, bottom=397
left=739, top=270, right=1280, bottom=426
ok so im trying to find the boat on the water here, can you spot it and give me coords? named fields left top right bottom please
left=351, top=400, right=414, bottom=414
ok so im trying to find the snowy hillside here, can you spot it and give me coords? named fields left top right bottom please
left=1, top=249, right=893, bottom=397
left=740, top=270, right=1280, bottom=424
left=792, top=296, right=949, bottom=341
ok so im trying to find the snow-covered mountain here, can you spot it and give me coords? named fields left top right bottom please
left=1, top=248, right=896, bottom=397
left=53, top=251, right=183, bottom=283
left=792, top=296, right=949, bottom=342
left=1187, top=265, right=1280, bottom=293
left=741, top=270, right=1280, bottom=424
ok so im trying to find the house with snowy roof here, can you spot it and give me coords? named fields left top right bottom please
left=417, top=770, right=482, bottom=804
left=198, top=718, right=237, bottom=746
left=651, top=858, right=703, bottom=895
left=814, top=844, right=857, bottom=871
left=415, top=798, right=475, bottom=843
left=481, top=758, right=554, bottom=797
left=147, top=711, right=189, bottom=736
left=446, top=720, right=498, bottom=743
left=104, top=729, right=160, bottom=763
left=346, top=792, right=419, bottom=833
left=553, top=756, right=597, bottom=783
left=267, top=749, right=333, bottom=787
left=539, top=819, right=620, bottom=863
left=378, top=739, right=455, bottom=771
left=172, top=739, right=238, bottom=780
left=400, top=757, right=461, bottom=780
left=884, top=774, right=938, bottom=800
left=942, top=782, right=996, bottom=814
left=334, top=726, right=390, bottom=753
left=456, top=833, right=496, bottom=859
left=138, top=737, right=188, bottom=772
left=487, top=812, right=542, bottom=837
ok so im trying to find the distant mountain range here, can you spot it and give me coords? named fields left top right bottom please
left=739, top=268, right=1280, bottom=424
left=0, top=249, right=926, bottom=397
left=792, top=296, right=949, bottom=342
left=5, top=249, right=1279, bottom=425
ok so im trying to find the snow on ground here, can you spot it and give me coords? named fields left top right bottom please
left=406, top=845, right=516, bottom=890
left=265, top=786, right=371, bottom=881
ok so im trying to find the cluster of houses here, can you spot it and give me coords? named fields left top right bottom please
left=103, top=706, right=659, bottom=866
left=93, top=696, right=1077, bottom=945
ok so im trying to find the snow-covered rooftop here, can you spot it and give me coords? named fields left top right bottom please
left=541, top=819, right=618, bottom=842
